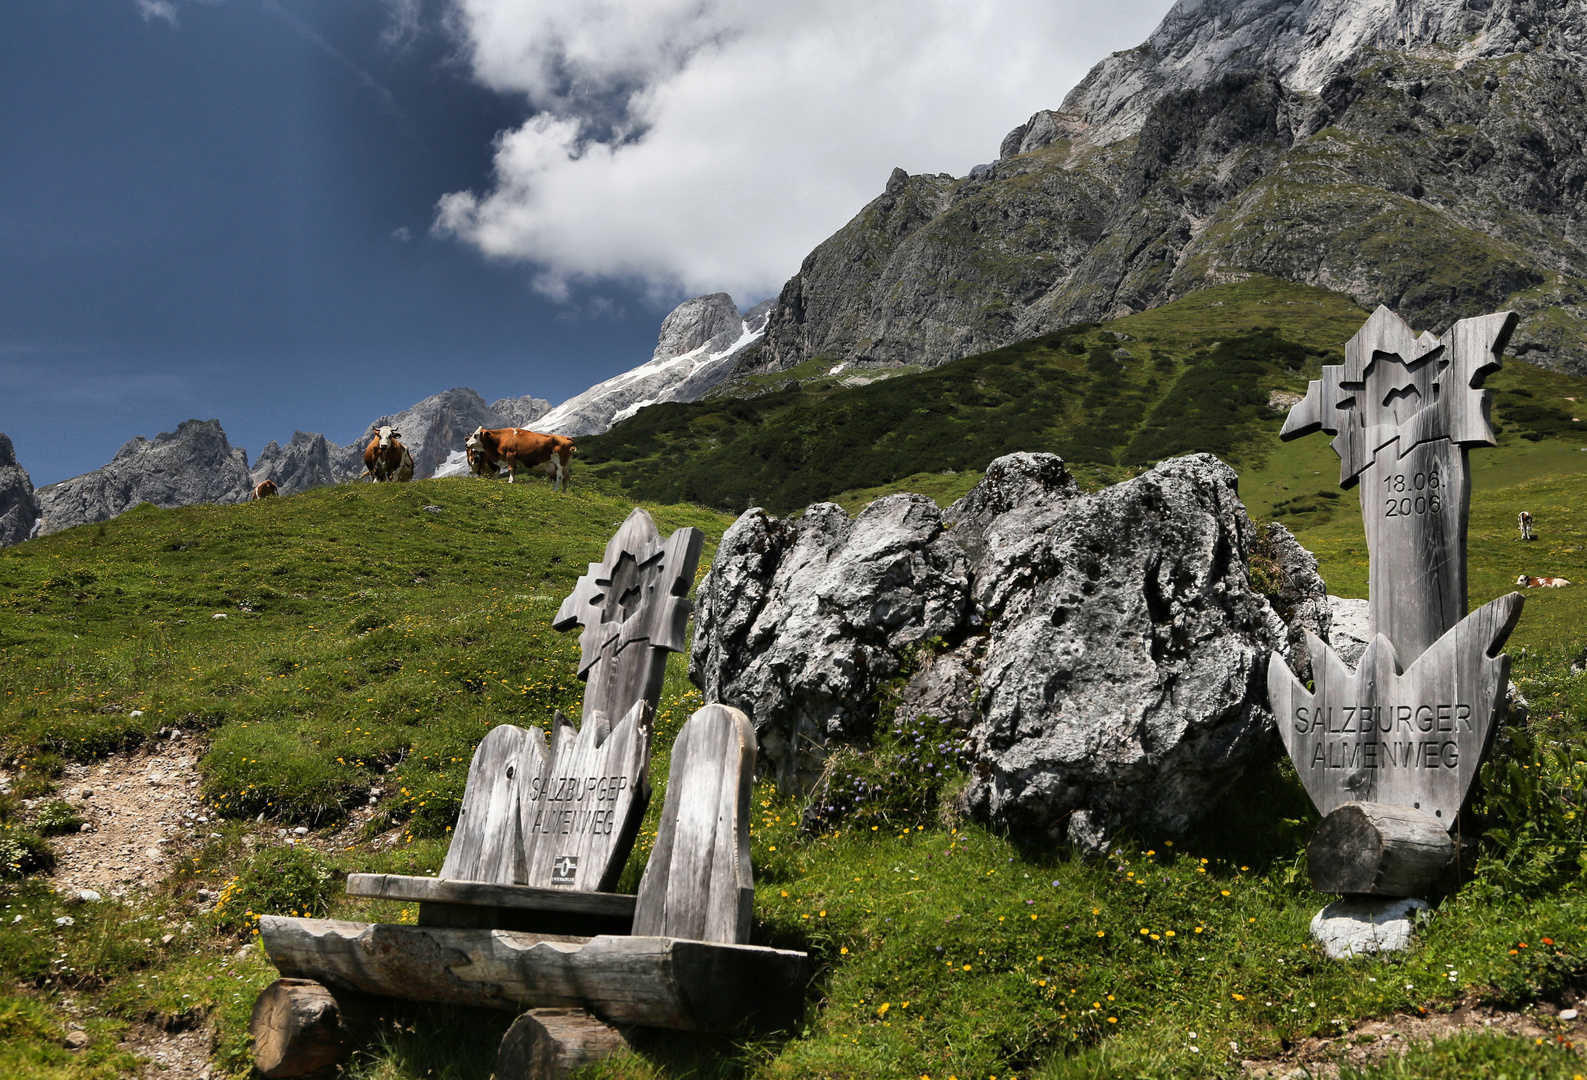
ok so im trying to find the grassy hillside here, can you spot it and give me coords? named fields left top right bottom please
left=3, top=312, right=1587, bottom=1077
left=581, top=277, right=1587, bottom=522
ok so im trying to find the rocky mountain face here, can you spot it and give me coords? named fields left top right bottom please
left=537, top=294, right=773, bottom=437
left=751, top=0, right=1587, bottom=378
left=692, top=452, right=1327, bottom=848
left=35, top=420, right=252, bottom=537
left=0, top=434, right=41, bottom=547
left=249, top=432, right=365, bottom=496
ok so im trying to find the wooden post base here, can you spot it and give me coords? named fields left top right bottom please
left=497, top=1009, right=634, bottom=1079
left=1307, top=801, right=1455, bottom=897
left=250, top=978, right=359, bottom=1079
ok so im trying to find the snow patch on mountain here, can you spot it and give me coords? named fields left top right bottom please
left=537, top=294, right=774, bottom=437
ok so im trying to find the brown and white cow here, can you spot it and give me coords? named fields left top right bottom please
left=1517, top=575, right=1571, bottom=588
left=252, top=479, right=279, bottom=500
left=465, top=426, right=575, bottom=490
left=363, top=426, right=413, bottom=483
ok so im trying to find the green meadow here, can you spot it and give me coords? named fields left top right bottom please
left=3, top=284, right=1587, bottom=1077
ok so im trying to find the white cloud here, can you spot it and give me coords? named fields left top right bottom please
left=136, top=0, right=179, bottom=27
left=431, top=0, right=1174, bottom=302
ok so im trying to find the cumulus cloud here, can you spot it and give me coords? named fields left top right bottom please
left=136, top=0, right=179, bottom=27
left=429, top=0, right=1173, bottom=302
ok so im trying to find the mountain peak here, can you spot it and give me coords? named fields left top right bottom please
left=1061, top=0, right=1586, bottom=145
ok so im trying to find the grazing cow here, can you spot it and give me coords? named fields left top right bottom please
left=1517, top=575, right=1571, bottom=588
left=466, top=444, right=500, bottom=478
left=1519, top=510, right=1535, bottom=541
left=363, top=426, right=413, bottom=483
left=464, top=426, right=576, bottom=491
left=252, top=479, right=279, bottom=500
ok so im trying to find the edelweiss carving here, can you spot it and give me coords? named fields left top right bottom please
left=1269, top=307, right=1524, bottom=821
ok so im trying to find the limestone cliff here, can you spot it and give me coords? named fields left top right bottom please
left=35, top=420, right=252, bottom=537
left=753, top=0, right=1587, bottom=378
left=0, top=434, right=41, bottom=547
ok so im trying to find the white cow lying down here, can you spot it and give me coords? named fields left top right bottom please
left=1518, top=575, right=1571, bottom=588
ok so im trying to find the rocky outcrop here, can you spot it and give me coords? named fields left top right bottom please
left=693, top=452, right=1312, bottom=848
left=750, top=0, right=1587, bottom=377
left=249, top=432, right=364, bottom=496
left=0, top=434, right=41, bottom=547
left=488, top=395, right=553, bottom=429
left=691, top=494, right=970, bottom=791
left=35, top=420, right=252, bottom=537
left=538, top=295, right=773, bottom=437
left=1063, top=0, right=1586, bottom=147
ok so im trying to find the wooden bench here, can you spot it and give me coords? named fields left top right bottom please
left=250, top=510, right=808, bottom=1078
left=346, top=507, right=702, bottom=934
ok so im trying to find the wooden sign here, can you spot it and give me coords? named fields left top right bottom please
left=434, top=507, right=704, bottom=893
left=1269, top=307, right=1524, bottom=826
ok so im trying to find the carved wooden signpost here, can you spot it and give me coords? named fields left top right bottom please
left=1268, top=307, right=1525, bottom=899
left=251, top=509, right=808, bottom=1080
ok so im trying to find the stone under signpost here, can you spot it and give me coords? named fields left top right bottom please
left=1267, top=306, right=1526, bottom=949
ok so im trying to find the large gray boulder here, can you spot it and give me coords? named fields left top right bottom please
left=693, top=452, right=1309, bottom=848
left=35, top=419, right=252, bottom=536
left=691, top=495, right=968, bottom=791
left=250, top=431, right=364, bottom=495
left=0, top=433, right=41, bottom=547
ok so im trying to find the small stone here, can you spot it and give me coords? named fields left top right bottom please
left=1311, top=897, right=1429, bottom=959
left=211, top=612, right=228, bottom=619
left=54, top=916, right=75, bottom=927
left=76, top=890, right=101, bottom=903
left=161, top=934, right=175, bottom=945
left=1561, top=1008, right=1579, bottom=1021
left=235, top=945, right=252, bottom=960
left=79, top=823, right=92, bottom=833
left=423, top=505, right=443, bottom=513
left=63, top=1030, right=89, bottom=1051
left=195, top=889, right=210, bottom=901
left=293, top=826, right=309, bottom=836
left=80, top=789, right=93, bottom=798
left=129, top=710, right=143, bottom=718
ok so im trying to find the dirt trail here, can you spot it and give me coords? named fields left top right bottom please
left=48, top=730, right=209, bottom=899
left=1246, top=998, right=1584, bottom=1077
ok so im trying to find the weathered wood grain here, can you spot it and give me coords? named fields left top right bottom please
left=633, top=705, right=756, bottom=945
left=259, top=917, right=807, bottom=1032
left=1270, top=592, right=1523, bottom=821
left=250, top=978, right=355, bottom=1078
left=1307, top=801, right=1455, bottom=896
left=522, top=701, right=651, bottom=893
left=439, top=724, right=545, bottom=884
left=347, top=875, right=637, bottom=918
left=496, top=1009, right=633, bottom=1080
left=553, top=508, right=704, bottom=728
left=1280, top=307, right=1518, bottom=664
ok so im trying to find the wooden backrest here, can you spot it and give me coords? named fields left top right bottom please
left=440, top=508, right=704, bottom=890
left=633, top=704, right=756, bottom=944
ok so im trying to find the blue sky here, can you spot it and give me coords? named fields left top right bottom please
left=1, top=0, right=1172, bottom=486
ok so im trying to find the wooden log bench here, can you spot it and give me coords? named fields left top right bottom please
left=250, top=511, right=809, bottom=1078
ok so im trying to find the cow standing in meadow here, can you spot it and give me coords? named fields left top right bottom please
left=363, top=426, right=414, bottom=483
left=252, top=479, right=279, bottom=500
left=465, top=426, right=575, bottom=491
left=1519, top=510, right=1535, bottom=541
